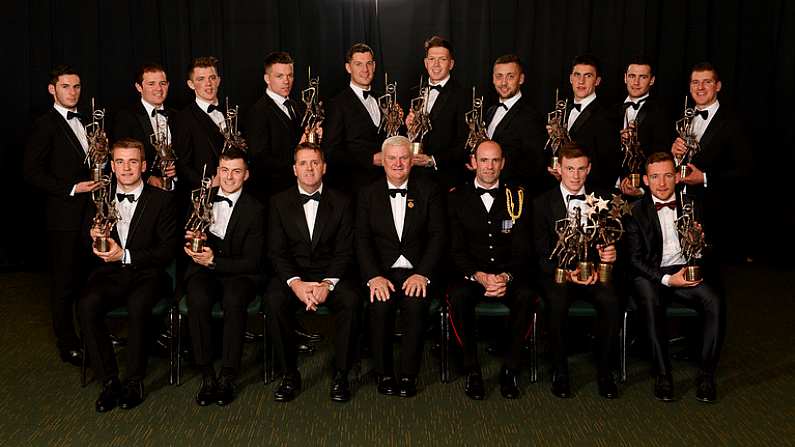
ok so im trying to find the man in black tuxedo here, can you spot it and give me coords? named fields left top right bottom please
left=183, top=147, right=264, bottom=407
left=322, top=43, right=385, bottom=193
left=533, top=144, right=622, bottom=399
left=246, top=51, right=307, bottom=203
left=24, top=65, right=100, bottom=366
left=548, top=55, right=621, bottom=191
left=112, top=63, right=177, bottom=191
left=624, top=151, right=724, bottom=403
left=618, top=57, right=674, bottom=198
left=485, top=54, right=547, bottom=196
left=266, top=142, right=361, bottom=403
left=77, top=139, right=178, bottom=412
left=174, top=56, right=226, bottom=190
left=447, top=140, right=536, bottom=400
left=404, top=35, right=469, bottom=190
left=670, top=62, right=752, bottom=260
left=356, top=136, right=445, bottom=398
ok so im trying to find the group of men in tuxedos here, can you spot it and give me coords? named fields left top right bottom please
left=24, top=34, right=744, bottom=412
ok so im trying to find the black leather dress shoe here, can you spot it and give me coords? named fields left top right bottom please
left=59, top=349, right=83, bottom=367
left=500, top=367, right=520, bottom=399
left=195, top=375, right=218, bottom=407
left=274, top=371, right=301, bottom=402
left=216, top=374, right=236, bottom=406
left=695, top=374, right=717, bottom=403
left=119, top=379, right=145, bottom=410
left=330, top=370, right=351, bottom=402
left=376, top=375, right=397, bottom=396
left=294, top=324, right=322, bottom=342
left=597, top=375, right=619, bottom=399
left=654, top=374, right=675, bottom=402
left=296, top=341, right=315, bottom=354
left=464, top=372, right=485, bottom=400
left=95, top=377, right=122, bottom=413
left=551, top=373, right=571, bottom=399
left=398, top=376, right=417, bottom=398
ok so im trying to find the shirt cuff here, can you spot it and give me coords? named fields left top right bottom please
left=286, top=276, right=300, bottom=286
left=122, top=249, right=132, bottom=265
left=322, top=278, right=340, bottom=287
left=70, top=185, right=77, bottom=196
left=430, top=156, right=438, bottom=170
left=703, top=172, right=708, bottom=187
left=661, top=274, right=671, bottom=287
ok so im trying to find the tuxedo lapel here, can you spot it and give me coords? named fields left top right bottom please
left=126, top=186, right=150, bottom=244
left=698, top=107, right=723, bottom=151
left=569, top=101, right=595, bottom=135
left=266, top=96, right=294, bottom=130
left=224, top=193, right=244, bottom=244
left=635, top=102, right=649, bottom=127
left=551, top=191, right=567, bottom=222
left=494, top=100, right=522, bottom=137
left=429, top=86, right=451, bottom=121
left=289, top=190, right=312, bottom=244
left=311, top=192, right=332, bottom=249
left=377, top=182, right=401, bottom=242
left=644, top=198, right=664, bottom=252
left=190, top=103, right=223, bottom=157
left=402, top=182, right=419, bottom=241
left=52, top=110, right=86, bottom=160
left=346, top=88, right=379, bottom=130
left=135, top=102, right=155, bottom=139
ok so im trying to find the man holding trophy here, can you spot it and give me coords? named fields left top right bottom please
left=624, top=151, right=723, bottom=403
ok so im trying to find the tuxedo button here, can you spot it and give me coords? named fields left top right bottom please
left=488, top=220, right=492, bottom=224
left=488, top=234, right=493, bottom=238
left=490, top=258, right=495, bottom=262
left=489, top=246, right=493, bottom=249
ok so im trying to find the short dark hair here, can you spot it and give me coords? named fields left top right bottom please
left=424, top=36, right=454, bottom=59
left=345, top=43, right=374, bottom=63
left=219, top=147, right=249, bottom=166
left=691, top=61, right=720, bottom=83
left=625, top=56, right=655, bottom=76
left=112, top=138, right=146, bottom=160
left=135, top=63, right=166, bottom=85
left=294, top=142, right=325, bottom=162
left=571, top=54, right=602, bottom=77
left=558, top=143, right=590, bottom=162
left=187, top=56, right=219, bottom=79
left=264, top=51, right=294, bottom=74
left=48, top=64, right=79, bottom=85
left=644, top=151, right=675, bottom=172
left=494, top=54, right=524, bottom=74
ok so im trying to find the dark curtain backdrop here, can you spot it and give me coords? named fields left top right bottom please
left=3, top=0, right=793, bottom=267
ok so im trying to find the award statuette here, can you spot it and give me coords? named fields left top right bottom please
left=589, top=194, right=632, bottom=284
left=406, top=77, right=433, bottom=155
left=543, top=89, right=572, bottom=170
left=620, top=118, right=645, bottom=188
left=184, top=165, right=215, bottom=252
left=378, top=73, right=403, bottom=138
left=91, top=175, right=119, bottom=253
left=549, top=206, right=596, bottom=284
left=300, top=66, right=324, bottom=144
left=150, top=115, right=177, bottom=191
left=220, top=98, right=248, bottom=154
left=464, top=87, right=488, bottom=154
left=84, top=97, right=109, bottom=182
left=675, top=200, right=707, bottom=281
left=674, top=96, right=701, bottom=179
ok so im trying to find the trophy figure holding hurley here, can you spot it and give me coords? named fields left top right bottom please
left=90, top=175, right=119, bottom=253
left=300, top=66, right=324, bottom=144
left=185, top=165, right=215, bottom=252
left=377, top=73, right=403, bottom=138
left=543, top=89, right=572, bottom=170
left=406, top=77, right=432, bottom=155
left=84, top=97, right=109, bottom=182
left=150, top=114, right=177, bottom=191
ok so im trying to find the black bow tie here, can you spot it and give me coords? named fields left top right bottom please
left=567, top=194, right=586, bottom=202
left=571, top=103, right=582, bottom=112
left=695, top=109, right=709, bottom=120
left=207, top=104, right=221, bottom=114
left=429, top=84, right=443, bottom=92
left=151, top=108, right=168, bottom=118
left=623, top=98, right=647, bottom=110
left=388, top=188, right=407, bottom=198
left=117, top=193, right=136, bottom=203
left=476, top=187, right=498, bottom=198
left=655, top=200, right=677, bottom=211
left=362, top=90, right=371, bottom=99
left=496, top=103, right=508, bottom=111
left=299, top=191, right=321, bottom=204
left=213, top=195, right=233, bottom=206
left=66, top=111, right=83, bottom=121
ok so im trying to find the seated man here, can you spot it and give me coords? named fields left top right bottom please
left=266, top=142, right=361, bottom=403
left=447, top=140, right=536, bottom=400
left=533, top=144, right=622, bottom=399
left=78, top=138, right=178, bottom=413
left=624, top=151, right=724, bottom=403
left=183, top=147, right=265, bottom=407
left=356, top=136, right=445, bottom=398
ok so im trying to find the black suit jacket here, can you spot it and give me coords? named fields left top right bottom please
left=173, top=102, right=225, bottom=189
left=355, top=175, right=446, bottom=282
left=245, top=94, right=305, bottom=201
left=185, top=189, right=265, bottom=284
left=448, top=182, right=534, bottom=283
left=486, top=96, right=547, bottom=196
left=112, top=101, right=177, bottom=171
left=268, top=185, right=354, bottom=283
left=567, top=97, right=622, bottom=190
left=23, top=108, right=92, bottom=231
left=322, top=86, right=385, bottom=192
left=618, top=95, right=674, bottom=157
left=624, top=195, right=682, bottom=284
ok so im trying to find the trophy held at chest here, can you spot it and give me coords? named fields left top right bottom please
left=464, top=87, right=488, bottom=154
left=406, top=77, right=433, bottom=155
left=300, top=66, right=325, bottom=144
left=378, top=73, right=403, bottom=138
left=84, top=98, right=109, bottom=182
left=221, top=98, right=248, bottom=154
left=91, top=175, right=119, bottom=253
left=150, top=115, right=177, bottom=190
left=544, top=89, right=572, bottom=170
left=549, top=207, right=595, bottom=284
left=676, top=200, right=707, bottom=281
left=674, top=97, right=701, bottom=179
left=620, top=119, right=645, bottom=188
left=185, top=166, right=215, bottom=252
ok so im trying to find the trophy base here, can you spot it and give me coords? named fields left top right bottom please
left=598, top=263, right=613, bottom=284
left=629, top=173, right=641, bottom=188
left=684, top=265, right=701, bottom=282
left=411, top=142, right=423, bottom=155
left=577, top=261, right=594, bottom=282
left=554, top=267, right=568, bottom=284
left=550, top=156, right=559, bottom=170
left=307, top=132, right=321, bottom=144
left=678, top=164, right=690, bottom=178
left=190, top=238, right=204, bottom=253
left=91, top=166, right=104, bottom=183
left=94, top=237, right=110, bottom=253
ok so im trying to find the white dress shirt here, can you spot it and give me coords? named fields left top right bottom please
left=195, top=97, right=226, bottom=130
left=691, top=100, right=719, bottom=143
left=474, top=179, right=499, bottom=213
left=653, top=196, right=688, bottom=286
left=388, top=180, right=413, bottom=269
left=426, top=75, right=450, bottom=112
left=115, top=181, right=145, bottom=264
left=209, top=188, right=241, bottom=240
left=487, top=91, right=522, bottom=138
left=568, top=93, right=597, bottom=131
left=350, top=82, right=381, bottom=127
left=560, top=183, right=588, bottom=224
left=266, top=88, right=293, bottom=119
left=286, top=183, right=339, bottom=287
left=623, top=93, right=649, bottom=128
left=53, top=103, right=88, bottom=152
left=141, top=99, right=171, bottom=144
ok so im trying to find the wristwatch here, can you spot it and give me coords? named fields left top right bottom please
left=322, top=280, right=335, bottom=291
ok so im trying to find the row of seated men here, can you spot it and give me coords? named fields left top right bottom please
left=24, top=36, right=739, bottom=412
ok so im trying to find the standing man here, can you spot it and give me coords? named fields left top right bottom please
left=404, top=36, right=469, bottom=190
left=174, top=56, right=226, bottom=190
left=246, top=51, right=306, bottom=203
left=447, top=140, right=536, bottom=400
left=625, top=151, right=724, bottom=403
left=183, top=147, right=265, bottom=407
left=24, top=65, right=99, bottom=366
left=356, top=136, right=445, bottom=398
left=266, top=142, right=361, bottom=403
left=78, top=139, right=178, bottom=412
left=533, top=144, right=622, bottom=399
left=485, top=55, right=546, bottom=196
left=113, top=63, right=177, bottom=190
left=322, top=43, right=385, bottom=193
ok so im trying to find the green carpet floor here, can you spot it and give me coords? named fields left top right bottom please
left=0, top=264, right=793, bottom=446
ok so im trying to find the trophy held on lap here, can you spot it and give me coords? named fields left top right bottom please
left=549, top=207, right=596, bottom=284
left=91, top=175, right=119, bottom=253
left=378, top=73, right=403, bottom=138
left=150, top=115, right=176, bottom=190
left=464, top=87, right=488, bottom=154
left=676, top=200, right=707, bottom=281
left=84, top=98, right=109, bottom=182
left=544, top=89, right=572, bottom=170
left=674, top=97, right=701, bottom=179
left=591, top=194, right=632, bottom=284
left=300, top=66, right=324, bottom=144
left=620, top=119, right=644, bottom=188
left=185, top=166, right=215, bottom=253
left=406, top=78, right=432, bottom=155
